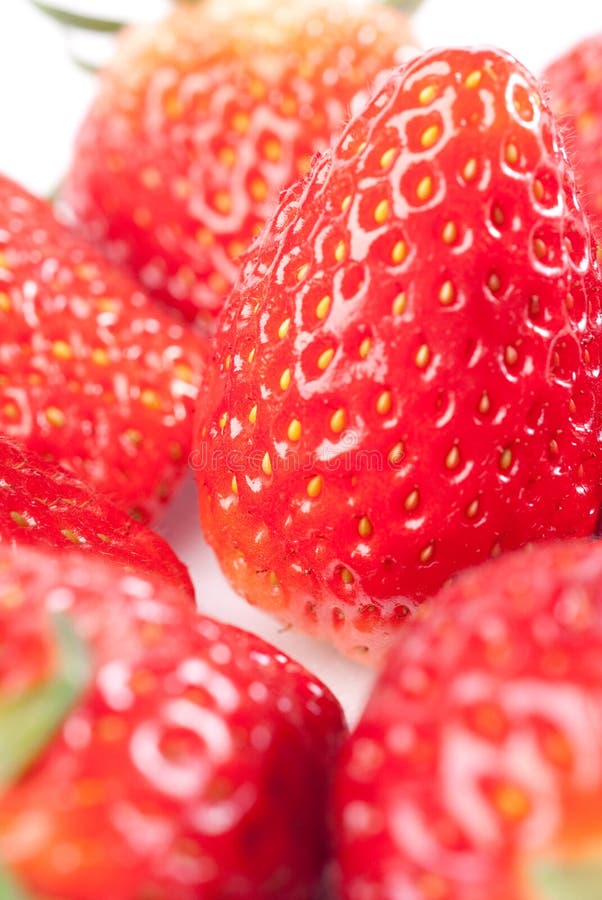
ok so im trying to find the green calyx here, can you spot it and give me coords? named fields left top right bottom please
left=0, top=865, right=32, bottom=900
left=0, top=613, right=91, bottom=791
left=381, top=0, right=425, bottom=12
left=530, top=855, right=602, bottom=899
left=29, top=2, right=126, bottom=33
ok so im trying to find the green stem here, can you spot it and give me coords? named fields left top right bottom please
left=531, top=856, right=602, bottom=899
left=0, top=865, right=32, bottom=899
left=0, top=614, right=91, bottom=790
left=29, top=2, right=126, bottom=33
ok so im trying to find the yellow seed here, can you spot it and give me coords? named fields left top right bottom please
left=268, top=571, right=279, bottom=586
left=288, top=419, right=302, bottom=442
left=341, top=195, right=352, bottom=213
left=46, top=406, right=65, bottom=428
left=499, top=448, right=513, bottom=470
left=316, top=295, right=331, bottom=319
left=549, top=438, right=559, bottom=457
left=358, top=516, right=373, bottom=538
left=374, top=199, right=389, bottom=225
left=307, top=475, right=323, bottom=498
left=280, top=369, right=291, bottom=390
left=90, top=347, right=109, bottom=366
left=492, top=205, right=504, bottom=226
left=251, top=178, right=268, bottom=202
left=442, top=221, right=457, bottom=244
left=465, top=70, right=482, bottom=88
left=318, top=348, right=335, bottom=370
left=330, top=408, right=346, bottom=434
left=420, top=542, right=435, bottom=563
left=380, top=147, right=397, bottom=168
left=214, top=192, right=232, bottom=214
left=493, top=784, right=530, bottom=821
left=224, top=354, right=232, bottom=372
left=249, top=404, right=258, bottom=424
left=52, top=340, right=72, bottom=360
left=505, top=143, right=519, bottom=165
left=141, top=389, right=161, bottom=410
left=297, top=263, right=309, bottom=282
left=533, top=238, right=547, bottom=259
left=416, top=175, right=433, bottom=201
left=0, top=292, right=10, bottom=312
left=262, top=452, right=273, bottom=476
left=415, top=344, right=431, bottom=369
left=419, top=84, right=437, bottom=105
left=505, top=346, right=518, bottom=366
left=126, top=428, right=142, bottom=445
left=478, top=392, right=491, bottom=415
left=263, top=138, right=281, bottom=162
left=248, top=348, right=256, bottom=364
left=3, top=402, right=18, bottom=420
left=218, top=147, right=236, bottom=167
left=359, top=337, right=372, bottom=359
left=439, top=280, right=455, bottom=306
left=466, top=498, right=480, bottom=519
left=392, top=240, right=407, bottom=265
left=376, top=390, right=392, bottom=416
left=463, top=158, right=478, bottom=181
left=335, top=240, right=346, bottom=263
left=420, top=124, right=440, bottom=149
left=445, top=446, right=460, bottom=469
left=488, top=273, right=501, bottom=293
left=533, top=178, right=544, bottom=202
left=278, top=318, right=291, bottom=339
left=405, top=489, right=420, bottom=511
left=392, top=292, right=407, bottom=315
left=219, top=411, right=228, bottom=430
left=388, top=442, right=404, bottom=466
left=340, top=567, right=354, bottom=585
left=61, top=528, right=83, bottom=545
left=11, top=511, right=30, bottom=528
left=232, top=111, right=250, bottom=133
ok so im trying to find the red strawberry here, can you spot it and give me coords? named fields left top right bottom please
left=544, top=34, right=602, bottom=244
left=0, top=545, right=345, bottom=899
left=0, top=174, right=206, bottom=523
left=64, top=0, right=414, bottom=324
left=334, top=538, right=602, bottom=899
left=0, top=436, right=193, bottom=596
left=194, top=46, right=602, bottom=664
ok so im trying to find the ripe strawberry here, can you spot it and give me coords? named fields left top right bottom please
left=0, top=436, right=193, bottom=596
left=64, top=0, right=414, bottom=324
left=194, top=46, right=602, bottom=663
left=0, top=173, right=207, bottom=523
left=334, top=538, right=602, bottom=899
left=0, top=546, right=345, bottom=899
left=544, top=34, right=602, bottom=243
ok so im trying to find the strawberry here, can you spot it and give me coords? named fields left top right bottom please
left=63, top=0, right=414, bottom=324
left=194, top=46, right=602, bottom=664
left=334, top=538, right=602, bottom=899
left=0, top=436, right=193, bottom=596
left=0, top=545, right=346, bottom=899
left=0, top=173, right=206, bottom=523
left=544, top=34, right=602, bottom=244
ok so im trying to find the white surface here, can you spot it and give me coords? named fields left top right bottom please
left=0, top=0, right=601, bottom=725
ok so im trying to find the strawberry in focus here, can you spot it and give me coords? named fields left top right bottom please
left=544, top=34, right=602, bottom=244
left=64, top=0, right=414, bottom=324
left=0, top=437, right=193, bottom=596
left=0, top=174, right=207, bottom=523
left=0, top=546, right=346, bottom=899
left=334, top=538, right=602, bottom=899
left=194, top=46, right=602, bottom=663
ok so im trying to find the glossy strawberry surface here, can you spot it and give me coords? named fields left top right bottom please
left=0, top=547, right=345, bottom=899
left=64, top=0, right=413, bottom=323
left=195, top=47, right=602, bottom=663
left=0, top=437, right=193, bottom=596
left=334, top=538, right=602, bottom=899
left=0, top=174, right=206, bottom=522
left=545, top=34, right=602, bottom=243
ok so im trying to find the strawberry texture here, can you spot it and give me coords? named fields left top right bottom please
left=64, top=0, right=414, bottom=324
left=0, top=437, right=193, bottom=597
left=334, top=538, right=602, bottom=899
left=0, top=173, right=207, bottom=523
left=195, top=46, right=602, bottom=664
left=0, top=546, right=346, bottom=899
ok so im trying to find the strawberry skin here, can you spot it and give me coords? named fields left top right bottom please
left=544, top=34, right=602, bottom=243
left=0, top=437, right=193, bottom=596
left=0, top=546, right=346, bottom=899
left=64, top=0, right=413, bottom=323
left=0, top=174, right=206, bottom=522
left=334, top=539, right=602, bottom=899
left=194, top=47, right=602, bottom=663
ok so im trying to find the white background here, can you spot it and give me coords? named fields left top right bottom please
left=1, top=0, right=601, bottom=724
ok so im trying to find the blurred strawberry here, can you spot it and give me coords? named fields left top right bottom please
left=0, top=173, right=207, bottom=523
left=64, top=0, right=415, bottom=324
left=544, top=33, right=602, bottom=243
left=0, top=546, right=346, bottom=899
left=194, top=46, right=602, bottom=663
left=0, top=437, right=193, bottom=595
left=334, top=538, right=602, bottom=899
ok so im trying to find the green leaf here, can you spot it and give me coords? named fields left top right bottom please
left=531, top=856, right=602, bottom=899
left=29, top=2, right=126, bottom=33
left=0, top=614, right=91, bottom=790
left=381, top=0, right=425, bottom=11
left=0, top=864, right=32, bottom=899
